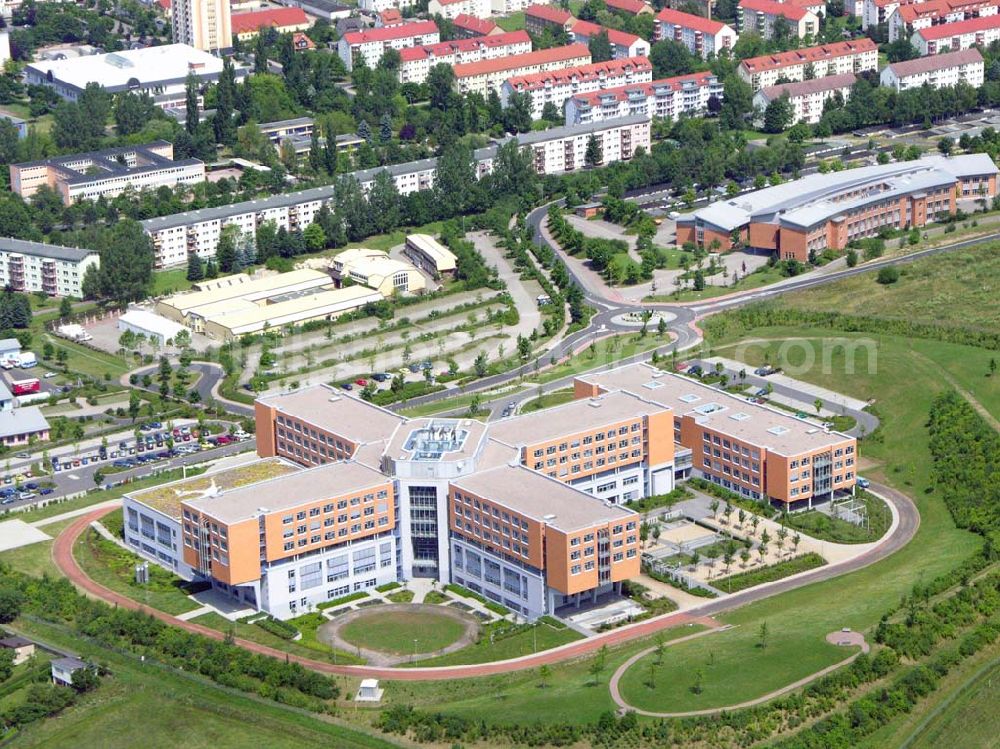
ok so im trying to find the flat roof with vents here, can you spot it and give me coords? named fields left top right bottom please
left=578, top=363, right=854, bottom=457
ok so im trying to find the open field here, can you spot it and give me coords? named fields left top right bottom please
left=339, top=609, right=467, bottom=655
left=520, top=387, right=575, bottom=413
left=0, top=517, right=75, bottom=578
left=773, top=243, right=1000, bottom=334
left=7, top=619, right=393, bottom=749
left=407, top=619, right=583, bottom=667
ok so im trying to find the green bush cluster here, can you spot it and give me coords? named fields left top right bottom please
left=256, top=617, right=299, bottom=641
left=711, top=553, right=827, bottom=593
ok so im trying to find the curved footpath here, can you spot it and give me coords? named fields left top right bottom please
left=51, top=481, right=917, bottom=682
left=609, top=630, right=870, bottom=718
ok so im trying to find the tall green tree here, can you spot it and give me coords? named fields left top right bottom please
left=588, top=30, right=613, bottom=63
left=433, top=141, right=478, bottom=218
left=214, top=57, right=238, bottom=145
left=585, top=134, right=602, bottom=167
left=184, top=72, right=200, bottom=135
left=97, top=220, right=154, bottom=306
left=763, top=94, right=794, bottom=133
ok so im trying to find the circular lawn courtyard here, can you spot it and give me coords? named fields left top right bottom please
left=319, top=604, right=479, bottom=666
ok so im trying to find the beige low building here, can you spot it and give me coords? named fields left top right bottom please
left=404, top=234, right=457, bottom=278
left=330, top=248, right=426, bottom=296
left=156, top=268, right=383, bottom=340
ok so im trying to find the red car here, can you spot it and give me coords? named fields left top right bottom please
left=355, top=378, right=368, bottom=386
left=215, top=435, right=233, bottom=445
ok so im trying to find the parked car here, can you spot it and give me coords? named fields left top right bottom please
left=39, top=488, right=53, bottom=496
left=372, top=373, right=389, bottom=383
left=24, top=482, right=38, bottom=490
left=43, top=371, right=57, bottom=379
left=857, top=477, right=871, bottom=489
left=754, top=367, right=774, bottom=376
left=340, top=383, right=353, bottom=390
left=687, top=365, right=703, bottom=377
left=18, top=492, right=35, bottom=500
left=355, top=378, right=368, bottom=387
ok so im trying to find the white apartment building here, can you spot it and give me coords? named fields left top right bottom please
left=337, top=20, right=439, bottom=70
left=862, top=0, right=913, bottom=29
left=453, top=44, right=592, bottom=97
left=501, top=56, right=653, bottom=120
left=565, top=71, right=723, bottom=125
left=569, top=20, right=651, bottom=59
left=654, top=8, right=738, bottom=58
left=911, top=13, right=1000, bottom=53
left=0, top=238, right=100, bottom=297
left=9, top=141, right=205, bottom=206
left=753, top=72, right=856, bottom=125
left=398, top=31, right=532, bottom=85
left=428, top=0, right=491, bottom=18
left=880, top=47, right=984, bottom=90
left=142, top=117, right=651, bottom=265
left=358, top=0, right=417, bottom=12
left=491, top=0, right=544, bottom=11
left=737, top=38, right=878, bottom=90
left=172, top=0, right=232, bottom=52
left=888, top=0, right=999, bottom=41
left=737, top=0, right=819, bottom=39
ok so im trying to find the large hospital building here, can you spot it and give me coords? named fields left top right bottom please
left=123, top=362, right=856, bottom=620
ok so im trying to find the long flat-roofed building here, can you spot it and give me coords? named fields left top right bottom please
left=737, top=0, right=818, bottom=38
left=403, top=234, right=457, bottom=278
left=737, top=38, right=878, bottom=90
left=141, top=116, right=650, bottom=263
left=501, top=56, right=653, bottom=120
left=576, top=363, right=858, bottom=509
left=24, top=44, right=246, bottom=109
left=888, top=0, right=1000, bottom=41
left=10, top=141, right=204, bottom=206
left=675, top=153, right=999, bottom=260
left=569, top=20, right=651, bottom=59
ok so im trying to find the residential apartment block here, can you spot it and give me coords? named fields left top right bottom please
left=172, top=0, right=231, bottom=52
left=753, top=72, right=856, bottom=125
left=427, top=0, right=491, bottom=18
left=230, top=7, right=311, bottom=40
left=737, top=0, right=818, bottom=39
left=0, top=237, right=99, bottom=297
left=737, top=38, right=878, bottom=90
left=452, top=43, right=591, bottom=96
left=452, top=13, right=502, bottom=36
left=676, top=154, right=999, bottom=259
left=358, top=0, right=417, bottom=12
left=501, top=56, right=653, bottom=120
left=337, top=20, right=440, bottom=70
left=888, top=0, right=999, bottom=41
left=911, top=13, right=1000, bottom=54
left=564, top=71, right=723, bottom=125
left=654, top=8, right=738, bottom=58
left=862, top=0, right=910, bottom=29
left=141, top=116, right=650, bottom=264
left=880, top=47, right=984, bottom=90
left=569, top=19, right=651, bottom=58
left=398, top=31, right=532, bottom=85
left=605, top=0, right=655, bottom=15
left=10, top=141, right=205, bottom=206
left=525, top=3, right=575, bottom=34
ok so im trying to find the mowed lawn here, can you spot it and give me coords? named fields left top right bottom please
left=339, top=609, right=467, bottom=655
left=404, top=329, right=985, bottom=721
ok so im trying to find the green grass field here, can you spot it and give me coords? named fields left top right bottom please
left=74, top=526, right=200, bottom=616
left=519, top=387, right=575, bottom=413
left=7, top=620, right=394, bottom=749
left=339, top=609, right=467, bottom=655
left=150, top=268, right=195, bottom=297
left=902, top=656, right=1000, bottom=749
left=645, top=264, right=791, bottom=302
left=0, top=517, right=76, bottom=578
left=496, top=11, right=524, bottom=30
left=783, top=491, right=892, bottom=544
left=407, top=619, right=583, bottom=667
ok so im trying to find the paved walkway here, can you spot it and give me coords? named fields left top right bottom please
left=51, top=480, right=916, bottom=681
left=608, top=629, right=869, bottom=717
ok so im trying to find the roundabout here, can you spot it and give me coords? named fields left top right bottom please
left=317, top=604, right=480, bottom=666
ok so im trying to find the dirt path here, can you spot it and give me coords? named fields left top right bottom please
left=608, top=630, right=870, bottom=717
left=909, top=350, right=1000, bottom=433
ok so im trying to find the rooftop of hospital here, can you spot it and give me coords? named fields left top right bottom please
left=159, top=269, right=332, bottom=313
left=487, top=390, right=666, bottom=447
left=129, top=458, right=300, bottom=520
left=183, top=460, right=391, bottom=524
left=451, top=464, right=637, bottom=533
left=578, top=362, right=854, bottom=456
left=259, top=385, right=406, bottom=446
left=385, top=417, right=490, bottom=463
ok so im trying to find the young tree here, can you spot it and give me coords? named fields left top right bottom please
left=58, top=297, right=72, bottom=319
left=588, top=31, right=613, bottom=63
left=584, top=134, right=602, bottom=168
left=184, top=72, right=200, bottom=135
left=538, top=664, right=551, bottom=688
left=186, top=252, right=205, bottom=282
left=758, top=621, right=769, bottom=650
left=763, top=94, right=794, bottom=134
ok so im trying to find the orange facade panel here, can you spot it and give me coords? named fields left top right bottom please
left=449, top=485, right=546, bottom=571
left=645, top=408, right=675, bottom=467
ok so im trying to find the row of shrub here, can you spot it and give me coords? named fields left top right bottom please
left=316, top=591, right=368, bottom=611
left=711, top=552, right=827, bottom=594
left=256, top=616, right=298, bottom=641
left=687, top=476, right=779, bottom=518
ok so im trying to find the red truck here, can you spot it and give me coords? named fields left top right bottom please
left=11, top=378, right=40, bottom=396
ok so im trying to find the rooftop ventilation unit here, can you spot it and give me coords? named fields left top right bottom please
left=678, top=393, right=700, bottom=403
left=767, top=425, right=790, bottom=436
left=730, top=412, right=751, bottom=421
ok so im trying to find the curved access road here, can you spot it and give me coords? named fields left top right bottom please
left=52, top=480, right=916, bottom=682
left=608, top=630, right=870, bottom=718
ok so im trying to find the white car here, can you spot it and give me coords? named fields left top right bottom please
left=43, top=372, right=57, bottom=379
